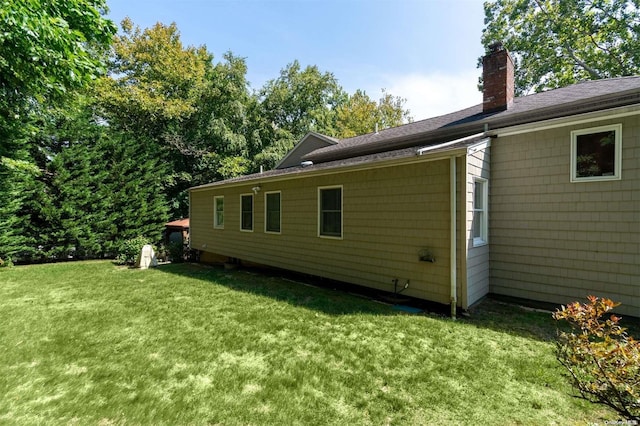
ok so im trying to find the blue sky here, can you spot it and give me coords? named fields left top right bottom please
left=105, top=0, right=486, bottom=120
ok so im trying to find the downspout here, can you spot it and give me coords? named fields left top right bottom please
left=449, top=156, right=457, bottom=319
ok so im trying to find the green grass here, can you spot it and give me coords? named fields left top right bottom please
left=0, top=261, right=616, bottom=424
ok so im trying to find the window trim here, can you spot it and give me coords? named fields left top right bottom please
left=472, top=177, right=488, bottom=247
left=264, top=191, right=282, bottom=234
left=570, top=123, right=622, bottom=182
left=318, top=185, right=343, bottom=240
left=213, top=195, right=224, bottom=229
left=239, top=193, right=254, bottom=232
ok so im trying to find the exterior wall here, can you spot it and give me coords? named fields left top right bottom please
left=490, top=115, right=640, bottom=316
left=190, top=159, right=462, bottom=305
left=465, top=146, right=491, bottom=308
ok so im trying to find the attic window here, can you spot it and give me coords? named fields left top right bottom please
left=571, top=124, right=622, bottom=182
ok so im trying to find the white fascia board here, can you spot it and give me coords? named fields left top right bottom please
left=467, top=138, right=491, bottom=154
left=416, top=133, right=487, bottom=156
left=489, top=104, right=640, bottom=137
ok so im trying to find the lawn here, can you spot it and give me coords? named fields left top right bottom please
left=0, top=261, right=615, bottom=424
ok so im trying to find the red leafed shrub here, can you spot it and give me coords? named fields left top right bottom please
left=553, top=296, right=640, bottom=420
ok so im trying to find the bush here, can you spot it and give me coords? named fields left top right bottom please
left=167, top=241, right=185, bottom=263
left=115, top=236, right=151, bottom=265
left=553, top=296, right=640, bottom=420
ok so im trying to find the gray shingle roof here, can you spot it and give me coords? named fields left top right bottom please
left=302, top=76, right=640, bottom=164
left=190, top=134, right=488, bottom=190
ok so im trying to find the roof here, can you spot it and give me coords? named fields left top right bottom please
left=302, top=76, right=640, bottom=163
left=165, top=218, right=189, bottom=228
left=190, top=134, right=488, bottom=190
left=190, top=76, right=640, bottom=191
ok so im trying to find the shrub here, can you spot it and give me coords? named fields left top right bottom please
left=167, top=241, right=185, bottom=263
left=553, top=296, right=640, bottom=420
left=115, top=236, right=151, bottom=265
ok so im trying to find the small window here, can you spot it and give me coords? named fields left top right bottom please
left=472, top=178, right=488, bottom=246
left=318, top=186, right=342, bottom=238
left=214, top=196, right=224, bottom=229
left=265, top=192, right=281, bottom=234
left=240, top=194, right=253, bottom=231
left=571, top=124, right=622, bottom=182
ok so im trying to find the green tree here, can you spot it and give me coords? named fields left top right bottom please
left=335, top=89, right=412, bottom=138
left=98, top=19, right=254, bottom=216
left=254, top=61, right=347, bottom=168
left=482, top=0, right=640, bottom=94
left=0, top=0, right=115, bottom=262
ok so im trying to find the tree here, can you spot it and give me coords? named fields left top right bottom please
left=0, top=0, right=116, bottom=262
left=482, top=0, right=640, bottom=94
left=98, top=19, right=254, bottom=216
left=335, top=89, right=412, bottom=138
left=0, top=0, right=116, bottom=103
left=254, top=61, right=347, bottom=168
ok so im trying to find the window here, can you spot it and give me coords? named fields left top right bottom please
left=240, top=194, right=253, bottom=231
left=214, top=196, right=224, bottom=229
left=472, top=178, right=488, bottom=246
left=318, top=186, right=342, bottom=238
left=265, top=191, right=281, bottom=234
left=571, top=124, right=622, bottom=182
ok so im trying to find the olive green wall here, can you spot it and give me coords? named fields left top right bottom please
left=191, top=159, right=466, bottom=305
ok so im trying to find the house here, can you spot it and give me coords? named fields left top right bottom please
left=189, top=43, right=640, bottom=317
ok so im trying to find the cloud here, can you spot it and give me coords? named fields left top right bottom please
left=381, top=69, right=482, bottom=121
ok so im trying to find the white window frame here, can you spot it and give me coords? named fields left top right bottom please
left=213, top=196, right=224, bottom=229
left=570, top=123, right=622, bottom=182
left=240, top=193, right=254, bottom=232
left=472, top=178, right=488, bottom=247
left=318, top=185, right=343, bottom=239
left=264, top=191, right=281, bottom=234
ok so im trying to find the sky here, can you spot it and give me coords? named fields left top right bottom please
left=105, top=0, right=487, bottom=121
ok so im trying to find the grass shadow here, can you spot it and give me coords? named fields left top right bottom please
left=153, top=262, right=411, bottom=317
left=152, top=262, right=624, bottom=343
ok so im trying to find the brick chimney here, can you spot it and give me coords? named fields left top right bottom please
left=482, top=42, right=514, bottom=113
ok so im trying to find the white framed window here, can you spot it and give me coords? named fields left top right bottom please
left=472, top=178, right=488, bottom=247
left=571, top=124, right=622, bottom=182
left=240, top=194, right=253, bottom=232
left=214, top=196, right=224, bottom=229
left=265, top=191, right=281, bottom=234
left=318, top=186, right=342, bottom=239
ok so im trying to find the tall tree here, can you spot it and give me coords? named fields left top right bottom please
left=335, top=89, right=412, bottom=138
left=482, top=0, right=640, bottom=94
left=98, top=19, right=254, bottom=216
left=254, top=61, right=347, bottom=168
left=0, top=0, right=115, bottom=262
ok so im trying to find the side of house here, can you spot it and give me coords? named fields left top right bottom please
left=489, top=113, right=640, bottom=316
left=189, top=43, right=640, bottom=315
left=190, top=155, right=472, bottom=305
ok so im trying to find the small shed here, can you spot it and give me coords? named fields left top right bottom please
left=165, top=218, right=189, bottom=247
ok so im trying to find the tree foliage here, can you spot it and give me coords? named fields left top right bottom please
left=253, top=61, right=348, bottom=168
left=553, top=296, right=640, bottom=420
left=98, top=20, right=255, bottom=216
left=335, top=89, right=412, bottom=138
left=0, top=0, right=116, bottom=102
left=0, top=0, right=116, bottom=262
left=482, top=0, right=640, bottom=94
left=1, top=13, right=413, bottom=263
